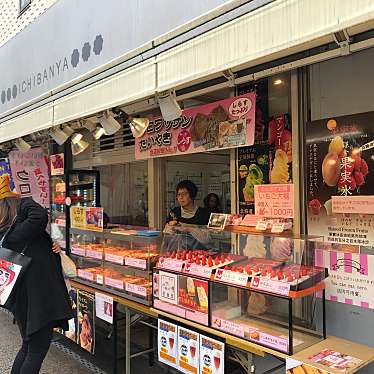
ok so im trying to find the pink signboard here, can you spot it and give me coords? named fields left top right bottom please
left=9, top=147, right=50, bottom=208
left=254, top=184, right=294, bottom=218
left=332, top=195, right=374, bottom=215
left=315, top=249, right=374, bottom=309
left=135, top=93, right=256, bottom=159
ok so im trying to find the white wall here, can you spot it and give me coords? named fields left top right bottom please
left=310, top=47, right=374, bottom=120
left=0, top=0, right=57, bottom=47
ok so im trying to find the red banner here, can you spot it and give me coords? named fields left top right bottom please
left=135, top=93, right=256, bottom=159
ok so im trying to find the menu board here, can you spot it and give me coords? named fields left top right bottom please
left=199, top=335, right=225, bottom=374
left=178, top=326, right=200, bottom=374
left=158, top=319, right=178, bottom=368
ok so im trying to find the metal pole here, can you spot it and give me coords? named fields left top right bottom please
left=289, top=298, right=293, bottom=356
left=125, top=307, right=131, bottom=374
left=112, top=301, right=118, bottom=374
left=322, top=289, right=327, bottom=339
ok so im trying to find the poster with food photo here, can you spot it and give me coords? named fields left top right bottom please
left=178, top=326, right=200, bottom=374
left=306, top=112, right=374, bottom=246
left=158, top=319, right=178, bottom=368
left=65, top=287, right=78, bottom=343
left=77, top=291, right=95, bottom=354
left=199, top=335, right=224, bottom=374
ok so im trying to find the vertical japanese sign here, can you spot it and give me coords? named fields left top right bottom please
left=9, top=147, right=50, bottom=208
left=315, top=249, right=374, bottom=309
left=77, top=290, right=95, bottom=354
left=0, top=159, right=15, bottom=190
left=158, top=319, right=178, bottom=368
left=306, top=112, right=374, bottom=246
left=135, top=93, right=256, bottom=159
left=199, top=335, right=224, bottom=374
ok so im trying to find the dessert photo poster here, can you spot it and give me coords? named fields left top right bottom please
left=77, top=291, right=96, bottom=354
left=306, top=112, right=374, bottom=248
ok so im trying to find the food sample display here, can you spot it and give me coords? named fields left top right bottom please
left=71, top=227, right=160, bottom=305
left=153, top=226, right=328, bottom=353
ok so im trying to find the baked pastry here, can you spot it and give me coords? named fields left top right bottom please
left=247, top=292, right=267, bottom=315
left=210, top=105, right=228, bottom=123
left=292, top=366, right=307, bottom=374
left=191, top=113, right=209, bottom=141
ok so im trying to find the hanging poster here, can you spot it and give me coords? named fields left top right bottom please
left=0, top=158, right=15, bottom=190
left=178, top=326, right=200, bottom=374
left=70, top=206, right=103, bottom=232
left=135, top=93, right=256, bottom=159
left=306, top=112, right=374, bottom=245
left=77, top=290, right=95, bottom=354
left=65, top=287, right=78, bottom=343
left=50, top=153, right=64, bottom=176
left=269, top=114, right=292, bottom=184
left=237, top=143, right=272, bottom=215
left=9, top=147, right=50, bottom=208
left=199, top=335, right=224, bottom=374
left=315, top=249, right=374, bottom=309
left=95, top=292, right=113, bottom=324
left=158, top=319, right=178, bottom=368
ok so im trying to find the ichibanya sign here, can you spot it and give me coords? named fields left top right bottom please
left=0, top=0, right=237, bottom=115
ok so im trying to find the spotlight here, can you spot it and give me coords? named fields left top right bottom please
left=14, top=138, right=31, bottom=152
left=62, top=125, right=75, bottom=137
left=50, top=127, right=69, bottom=145
left=129, top=117, right=150, bottom=138
left=82, top=119, right=105, bottom=140
left=158, top=90, right=182, bottom=121
left=273, top=79, right=283, bottom=86
left=98, top=111, right=122, bottom=136
left=71, top=133, right=83, bottom=145
left=71, top=138, right=89, bottom=156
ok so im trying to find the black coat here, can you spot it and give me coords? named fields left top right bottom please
left=167, top=206, right=210, bottom=226
left=0, top=198, right=72, bottom=337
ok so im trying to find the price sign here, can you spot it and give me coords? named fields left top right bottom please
left=125, top=257, right=147, bottom=270
left=255, top=184, right=294, bottom=218
left=250, top=276, right=290, bottom=296
left=256, top=219, right=270, bottom=231
left=183, top=263, right=212, bottom=279
left=214, top=269, right=248, bottom=287
left=158, top=257, right=184, bottom=272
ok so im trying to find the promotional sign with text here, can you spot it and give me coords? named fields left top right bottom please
left=254, top=184, right=294, bottom=218
left=158, top=319, right=178, bottom=368
left=135, top=93, right=256, bottom=159
left=70, top=206, right=103, bottom=232
left=306, top=112, right=374, bottom=246
left=315, top=249, right=374, bottom=309
left=9, top=147, right=50, bottom=208
left=178, top=326, right=199, bottom=374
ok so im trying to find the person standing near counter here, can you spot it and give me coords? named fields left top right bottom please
left=167, top=180, right=210, bottom=226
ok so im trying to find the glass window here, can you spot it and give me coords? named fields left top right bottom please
left=20, top=0, right=31, bottom=13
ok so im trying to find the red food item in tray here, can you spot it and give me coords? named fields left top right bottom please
left=270, top=270, right=276, bottom=278
left=220, top=254, right=226, bottom=263
left=208, top=256, right=213, bottom=267
left=277, top=271, right=284, bottom=280
left=261, top=269, right=267, bottom=276
left=224, top=266, right=230, bottom=271
left=195, top=257, right=201, bottom=265
left=201, top=256, right=207, bottom=266
left=237, top=266, right=243, bottom=273
left=245, top=265, right=251, bottom=275
left=253, top=265, right=259, bottom=273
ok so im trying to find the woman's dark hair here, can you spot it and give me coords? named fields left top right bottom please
left=0, top=197, right=19, bottom=231
left=176, top=180, right=198, bottom=200
left=204, top=193, right=220, bottom=209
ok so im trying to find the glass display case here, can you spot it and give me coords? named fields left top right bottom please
left=70, top=227, right=160, bottom=305
left=153, top=225, right=328, bottom=353
left=67, top=170, right=100, bottom=208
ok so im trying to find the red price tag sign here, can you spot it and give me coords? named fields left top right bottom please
left=215, top=269, right=248, bottom=287
left=250, top=276, right=290, bottom=296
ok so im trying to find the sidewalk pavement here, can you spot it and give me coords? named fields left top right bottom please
left=0, top=310, right=92, bottom=374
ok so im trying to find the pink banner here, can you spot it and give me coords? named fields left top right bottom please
left=135, top=93, right=256, bottom=159
left=315, top=249, right=374, bottom=309
left=9, top=147, right=50, bottom=208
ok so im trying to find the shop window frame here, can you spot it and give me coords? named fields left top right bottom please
left=19, top=0, right=31, bottom=15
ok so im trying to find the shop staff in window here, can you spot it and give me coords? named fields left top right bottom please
left=165, top=180, right=210, bottom=250
left=167, top=180, right=210, bottom=226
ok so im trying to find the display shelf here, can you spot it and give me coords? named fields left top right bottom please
left=70, top=226, right=160, bottom=306
left=153, top=226, right=327, bottom=355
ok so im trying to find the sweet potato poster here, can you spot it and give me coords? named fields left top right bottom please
left=306, top=112, right=374, bottom=246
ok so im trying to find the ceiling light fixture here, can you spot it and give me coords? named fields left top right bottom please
left=98, top=111, right=122, bottom=136
left=14, top=138, right=31, bottom=152
left=71, top=132, right=83, bottom=144
left=157, top=90, right=182, bottom=121
left=62, top=125, right=75, bottom=137
left=50, top=127, right=69, bottom=145
left=92, top=126, right=106, bottom=140
left=71, top=138, right=89, bottom=156
left=129, top=117, right=150, bottom=138
left=273, top=79, right=283, bottom=86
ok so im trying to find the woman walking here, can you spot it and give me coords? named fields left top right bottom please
left=0, top=175, right=72, bottom=374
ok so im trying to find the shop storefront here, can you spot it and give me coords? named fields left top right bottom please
left=2, top=1, right=374, bottom=374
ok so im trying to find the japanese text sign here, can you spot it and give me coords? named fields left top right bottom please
left=332, top=196, right=374, bottom=215
left=70, top=206, right=103, bottom=232
left=135, top=93, right=256, bottom=159
left=254, top=184, right=294, bottom=218
left=9, top=147, right=50, bottom=208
